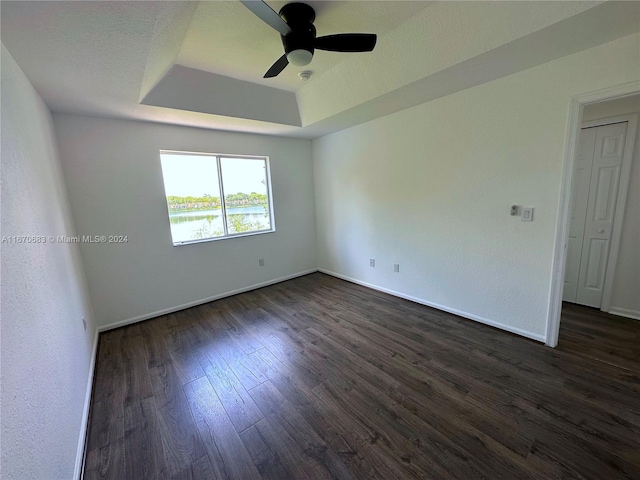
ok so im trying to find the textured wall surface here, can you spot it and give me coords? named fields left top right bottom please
left=1, top=45, right=96, bottom=480
left=312, top=34, right=639, bottom=341
left=583, top=95, right=640, bottom=318
left=54, top=114, right=316, bottom=328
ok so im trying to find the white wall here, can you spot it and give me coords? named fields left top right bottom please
left=583, top=95, right=640, bottom=319
left=53, top=115, right=316, bottom=329
left=312, top=34, right=640, bottom=341
left=1, top=45, right=96, bottom=480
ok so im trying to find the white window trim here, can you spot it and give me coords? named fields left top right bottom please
left=159, top=150, right=276, bottom=246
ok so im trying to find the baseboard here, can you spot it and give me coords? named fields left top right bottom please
left=74, top=329, right=99, bottom=480
left=319, top=268, right=546, bottom=343
left=98, top=269, right=319, bottom=332
left=608, top=307, right=640, bottom=321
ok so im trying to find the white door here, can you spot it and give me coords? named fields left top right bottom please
left=563, top=122, right=628, bottom=307
left=563, top=127, right=597, bottom=302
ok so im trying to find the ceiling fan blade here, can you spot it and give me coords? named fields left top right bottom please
left=315, top=33, right=377, bottom=52
left=240, top=0, right=291, bottom=36
left=264, top=54, right=289, bottom=78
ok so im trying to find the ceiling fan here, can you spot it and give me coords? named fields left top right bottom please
left=240, top=0, right=377, bottom=78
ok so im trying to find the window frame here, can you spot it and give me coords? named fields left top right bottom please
left=159, top=149, right=276, bottom=246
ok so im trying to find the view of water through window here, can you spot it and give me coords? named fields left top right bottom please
left=159, top=152, right=273, bottom=244
left=168, top=206, right=271, bottom=240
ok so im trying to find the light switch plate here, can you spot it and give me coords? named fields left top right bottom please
left=522, top=207, right=534, bottom=222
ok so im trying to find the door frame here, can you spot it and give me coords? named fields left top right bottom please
left=546, top=81, right=639, bottom=347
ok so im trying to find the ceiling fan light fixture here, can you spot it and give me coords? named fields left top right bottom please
left=241, top=1, right=377, bottom=78
left=287, top=49, right=313, bottom=66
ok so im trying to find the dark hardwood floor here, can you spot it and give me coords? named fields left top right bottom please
left=83, top=273, right=640, bottom=479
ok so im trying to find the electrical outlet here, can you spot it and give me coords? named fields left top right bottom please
left=259, top=258, right=265, bottom=266
left=369, top=258, right=375, bottom=267
left=394, top=264, right=400, bottom=273
left=82, top=317, right=87, bottom=331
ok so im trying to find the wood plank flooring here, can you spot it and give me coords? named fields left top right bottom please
left=83, top=273, right=640, bottom=479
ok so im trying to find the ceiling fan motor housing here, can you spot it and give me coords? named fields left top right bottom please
left=279, top=3, right=316, bottom=57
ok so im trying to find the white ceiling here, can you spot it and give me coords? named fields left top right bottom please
left=2, top=1, right=639, bottom=138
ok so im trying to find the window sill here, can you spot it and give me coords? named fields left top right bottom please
left=172, top=228, right=276, bottom=246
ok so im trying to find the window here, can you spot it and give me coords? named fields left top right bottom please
left=159, top=150, right=274, bottom=245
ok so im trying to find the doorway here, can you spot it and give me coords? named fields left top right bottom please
left=546, top=84, right=639, bottom=348
left=563, top=119, right=634, bottom=309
